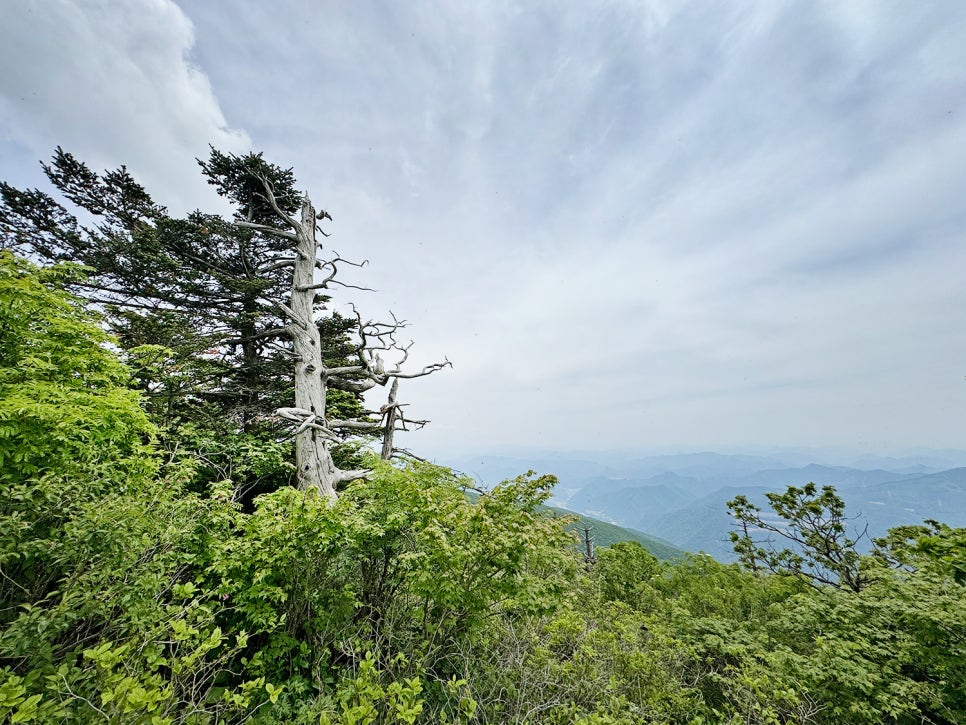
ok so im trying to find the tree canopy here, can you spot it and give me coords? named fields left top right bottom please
left=1, top=148, right=447, bottom=497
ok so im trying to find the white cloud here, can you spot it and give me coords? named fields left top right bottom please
left=0, top=0, right=249, bottom=213
left=4, top=0, right=966, bottom=455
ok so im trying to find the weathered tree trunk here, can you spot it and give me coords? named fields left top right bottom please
left=237, top=169, right=448, bottom=495
left=289, top=196, right=340, bottom=497
left=380, top=378, right=399, bottom=460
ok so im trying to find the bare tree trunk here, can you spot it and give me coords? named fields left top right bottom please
left=236, top=168, right=448, bottom=494
left=380, top=378, right=399, bottom=460
left=290, top=196, right=340, bottom=497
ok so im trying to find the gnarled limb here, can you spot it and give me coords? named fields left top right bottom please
left=237, top=220, right=298, bottom=242
left=379, top=378, right=431, bottom=461
left=236, top=168, right=449, bottom=496
left=256, top=187, right=347, bottom=497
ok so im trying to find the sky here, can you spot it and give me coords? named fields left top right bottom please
left=3, top=0, right=966, bottom=457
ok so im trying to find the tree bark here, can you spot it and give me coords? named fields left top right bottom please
left=380, top=378, right=399, bottom=460
left=289, top=196, right=341, bottom=497
left=240, top=171, right=447, bottom=494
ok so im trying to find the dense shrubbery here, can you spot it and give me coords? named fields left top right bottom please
left=2, top=252, right=965, bottom=723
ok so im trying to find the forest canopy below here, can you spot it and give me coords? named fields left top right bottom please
left=1, top=150, right=965, bottom=723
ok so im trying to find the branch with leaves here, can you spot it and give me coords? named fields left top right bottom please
left=728, top=483, right=869, bottom=592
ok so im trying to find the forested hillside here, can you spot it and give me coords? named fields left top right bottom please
left=2, top=154, right=965, bottom=723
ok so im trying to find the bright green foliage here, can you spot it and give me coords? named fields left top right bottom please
left=690, top=551, right=966, bottom=724
left=717, top=487, right=966, bottom=723
left=595, top=541, right=659, bottom=606
left=0, top=252, right=156, bottom=610
left=639, top=555, right=806, bottom=722
left=463, top=601, right=702, bottom=723
left=0, top=256, right=278, bottom=721
left=0, top=251, right=154, bottom=485
left=905, top=520, right=966, bottom=584
left=0, top=473, right=277, bottom=722
left=316, top=653, right=425, bottom=725
left=728, top=483, right=868, bottom=591
left=206, top=465, right=575, bottom=692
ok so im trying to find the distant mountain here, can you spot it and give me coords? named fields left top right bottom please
left=620, top=452, right=787, bottom=479
left=850, top=467, right=966, bottom=535
left=447, top=455, right=615, bottom=503
left=642, top=486, right=769, bottom=560
left=565, top=471, right=695, bottom=511
left=443, top=450, right=966, bottom=563
left=611, top=467, right=966, bottom=561
left=742, top=464, right=917, bottom=490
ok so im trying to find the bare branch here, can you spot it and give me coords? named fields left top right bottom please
left=258, top=297, right=305, bottom=329
left=292, top=414, right=319, bottom=437
left=223, top=326, right=291, bottom=345
left=390, top=447, right=429, bottom=463
left=335, top=468, right=371, bottom=484
left=326, top=419, right=381, bottom=430
left=254, top=174, right=301, bottom=232
left=385, top=358, right=452, bottom=379
left=323, top=252, right=368, bottom=269
left=256, top=258, right=298, bottom=273
left=236, top=220, right=298, bottom=242
left=276, top=407, right=339, bottom=440
left=458, top=478, right=486, bottom=495
left=313, top=279, right=376, bottom=292
left=395, top=416, right=429, bottom=431
left=327, top=377, right=379, bottom=394
left=324, top=364, right=368, bottom=377
left=296, top=277, right=375, bottom=293
left=279, top=306, right=306, bottom=329
left=277, top=406, right=314, bottom=421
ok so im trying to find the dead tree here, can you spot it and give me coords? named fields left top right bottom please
left=379, top=378, right=430, bottom=461
left=381, top=379, right=401, bottom=460
left=238, top=176, right=449, bottom=497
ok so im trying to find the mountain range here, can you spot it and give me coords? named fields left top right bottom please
left=444, top=450, right=966, bottom=560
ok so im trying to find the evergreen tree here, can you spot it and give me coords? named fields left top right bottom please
left=0, top=148, right=363, bottom=430
left=0, top=149, right=406, bottom=495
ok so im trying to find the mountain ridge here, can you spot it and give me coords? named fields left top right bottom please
left=446, top=451, right=966, bottom=561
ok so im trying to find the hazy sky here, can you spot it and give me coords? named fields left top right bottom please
left=3, top=1, right=966, bottom=456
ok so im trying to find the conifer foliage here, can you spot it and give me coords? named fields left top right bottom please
left=1, top=148, right=447, bottom=497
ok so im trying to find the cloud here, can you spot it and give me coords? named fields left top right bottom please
left=4, top=0, right=966, bottom=454
left=0, top=0, right=249, bottom=213
left=356, top=1, right=966, bottom=452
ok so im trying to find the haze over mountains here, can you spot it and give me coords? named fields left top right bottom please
left=444, top=449, right=966, bottom=560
